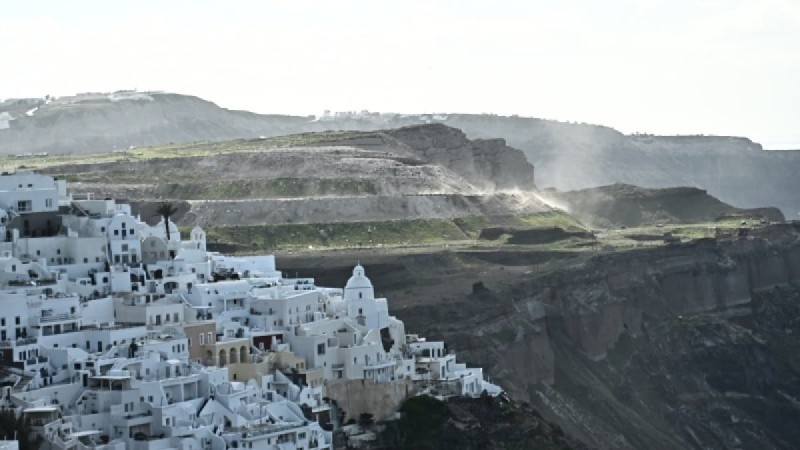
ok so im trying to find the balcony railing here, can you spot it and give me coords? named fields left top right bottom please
left=0, top=336, right=37, bottom=348
left=39, top=313, right=79, bottom=324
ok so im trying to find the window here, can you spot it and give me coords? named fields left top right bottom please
left=45, top=198, right=53, bottom=208
left=173, top=313, right=179, bottom=322
left=200, top=334, right=205, bottom=345
left=122, top=244, right=128, bottom=252
left=14, top=317, right=19, bottom=325
left=207, top=332, right=213, bottom=343
left=83, top=258, right=88, bottom=263
left=114, top=230, right=119, bottom=236
left=188, top=338, right=192, bottom=347
left=317, top=343, right=325, bottom=355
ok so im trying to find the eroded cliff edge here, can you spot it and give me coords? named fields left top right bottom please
left=278, top=222, right=800, bottom=448
left=464, top=223, right=800, bottom=449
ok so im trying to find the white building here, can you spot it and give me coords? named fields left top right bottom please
left=0, top=170, right=499, bottom=449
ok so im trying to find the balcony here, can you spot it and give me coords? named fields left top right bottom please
left=0, top=336, right=37, bottom=348
left=39, top=313, right=79, bottom=324
left=25, top=356, right=47, bottom=366
left=364, top=360, right=395, bottom=370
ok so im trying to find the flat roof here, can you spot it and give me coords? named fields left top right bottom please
left=23, top=406, right=58, bottom=413
left=91, top=375, right=131, bottom=380
left=67, top=430, right=101, bottom=438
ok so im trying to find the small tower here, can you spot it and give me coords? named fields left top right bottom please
left=345, top=264, right=377, bottom=327
left=191, top=226, right=206, bottom=251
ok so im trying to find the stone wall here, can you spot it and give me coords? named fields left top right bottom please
left=325, top=377, right=414, bottom=422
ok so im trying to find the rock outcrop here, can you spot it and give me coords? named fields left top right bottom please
left=544, top=183, right=785, bottom=228
left=386, top=124, right=534, bottom=190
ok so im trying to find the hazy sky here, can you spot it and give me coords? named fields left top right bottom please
left=2, top=0, right=798, bottom=148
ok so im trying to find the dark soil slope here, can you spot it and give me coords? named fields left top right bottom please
left=545, top=184, right=784, bottom=228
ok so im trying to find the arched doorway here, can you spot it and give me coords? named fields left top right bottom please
left=229, top=348, right=238, bottom=364
left=218, top=349, right=227, bottom=367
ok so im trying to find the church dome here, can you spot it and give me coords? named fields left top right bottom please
left=345, top=264, right=373, bottom=289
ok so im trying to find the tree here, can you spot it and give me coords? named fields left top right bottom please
left=155, top=202, right=178, bottom=243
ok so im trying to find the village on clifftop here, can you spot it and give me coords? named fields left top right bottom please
left=0, top=170, right=501, bottom=449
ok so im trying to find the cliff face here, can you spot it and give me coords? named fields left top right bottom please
left=468, top=224, right=800, bottom=449
left=537, top=226, right=800, bottom=361
left=386, top=124, right=534, bottom=190
left=443, top=115, right=800, bottom=217
left=291, top=224, right=800, bottom=449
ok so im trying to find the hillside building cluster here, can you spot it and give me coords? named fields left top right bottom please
left=0, top=171, right=500, bottom=449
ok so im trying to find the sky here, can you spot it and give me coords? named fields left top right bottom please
left=1, top=0, right=798, bottom=148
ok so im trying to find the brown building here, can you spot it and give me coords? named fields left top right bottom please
left=182, top=321, right=216, bottom=364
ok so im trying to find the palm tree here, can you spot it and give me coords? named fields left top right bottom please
left=155, top=202, right=178, bottom=242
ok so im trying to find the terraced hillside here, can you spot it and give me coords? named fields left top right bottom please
left=23, top=125, right=547, bottom=242
left=11, top=124, right=778, bottom=254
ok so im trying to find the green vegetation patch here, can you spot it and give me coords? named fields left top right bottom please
left=158, top=178, right=378, bottom=199
left=198, top=211, right=591, bottom=252
left=201, top=218, right=470, bottom=251
left=515, top=211, right=588, bottom=231
left=1, top=130, right=390, bottom=171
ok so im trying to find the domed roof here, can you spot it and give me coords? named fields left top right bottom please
left=345, top=264, right=373, bottom=290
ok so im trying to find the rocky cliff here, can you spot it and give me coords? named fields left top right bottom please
left=443, top=115, right=800, bottom=217
left=385, top=124, right=534, bottom=190
left=282, top=223, right=800, bottom=448
left=544, top=183, right=785, bottom=228
left=461, top=224, right=800, bottom=448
